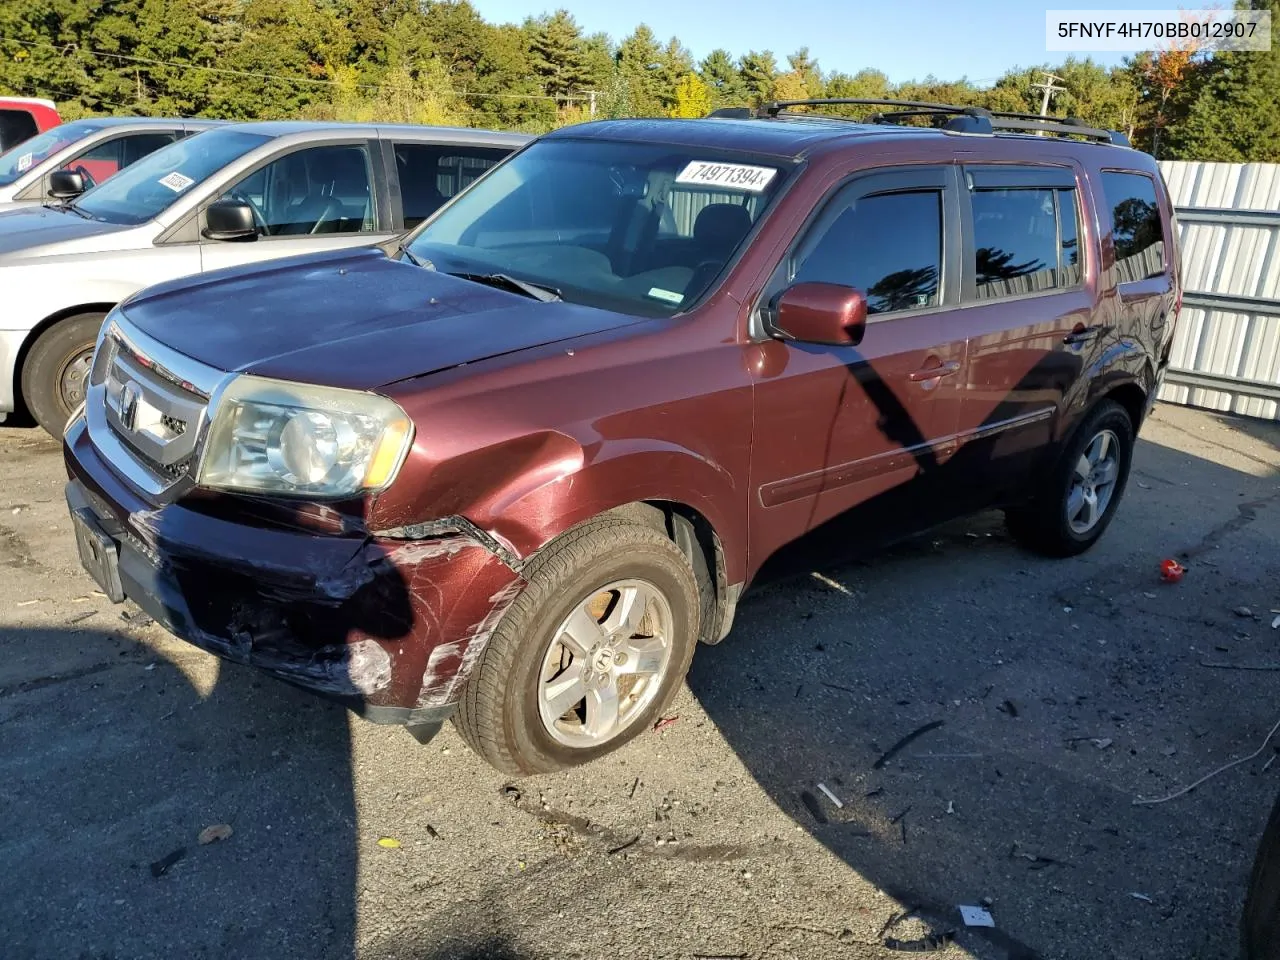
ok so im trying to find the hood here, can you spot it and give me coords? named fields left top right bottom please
left=0, top=206, right=132, bottom=260
left=121, top=246, right=645, bottom=390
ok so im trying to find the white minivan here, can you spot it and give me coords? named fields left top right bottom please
left=0, top=121, right=529, bottom=434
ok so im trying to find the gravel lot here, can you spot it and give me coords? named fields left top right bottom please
left=2, top=402, right=1279, bottom=960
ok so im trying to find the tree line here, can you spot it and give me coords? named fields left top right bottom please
left=0, top=0, right=1276, bottom=161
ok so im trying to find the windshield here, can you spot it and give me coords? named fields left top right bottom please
left=406, top=139, right=792, bottom=316
left=0, top=121, right=104, bottom=186
left=74, top=128, right=270, bottom=225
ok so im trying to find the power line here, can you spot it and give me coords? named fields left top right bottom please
left=0, top=36, right=592, bottom=102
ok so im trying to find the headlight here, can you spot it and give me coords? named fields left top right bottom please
left=196, top=375, right=414, bottom=498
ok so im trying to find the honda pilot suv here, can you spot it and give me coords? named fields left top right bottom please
left=64, top=100, right=1182, bottom=775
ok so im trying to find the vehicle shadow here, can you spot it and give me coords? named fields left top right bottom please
left=0, top=624, right=359, bottom=959
left=687, top=425, right=1280, bottom=960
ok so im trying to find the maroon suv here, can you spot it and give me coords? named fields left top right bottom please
left=63, top=101, right=1181, bottom=775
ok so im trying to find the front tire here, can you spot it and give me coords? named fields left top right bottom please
left=1244, top=790, right=1280, bottom=959
left=21, top=313, right=106, bottom=437
left=453, top=519, right=701, bottom=776
left=1005, top=399, right=1134, bottom=557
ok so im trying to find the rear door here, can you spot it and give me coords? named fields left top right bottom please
left=948, top=163, right=1103, bottom=506
left=386, top=141, right=509, bottom=230
left=199, top=139, right=393, bottom=273
left=747, top=166, right=968, bottom=573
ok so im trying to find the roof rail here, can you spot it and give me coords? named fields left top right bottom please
left=712, top=98, right=1132, bottom=147
left=985, top=113, right=1130, bottom=146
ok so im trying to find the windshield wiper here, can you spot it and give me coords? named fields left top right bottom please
left=447, top=271, right=562, bottom=303
left=397, top=243, right=433, bottom=270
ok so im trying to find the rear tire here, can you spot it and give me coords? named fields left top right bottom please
left=1244, top=790, right=1280, bottom=960
left=21, top=312, right=106, bottom=437
left=1005, top=399, right=1133, bottom=557
left=453, top=519, right=700, bottom=776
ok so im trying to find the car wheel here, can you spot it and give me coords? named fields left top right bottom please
left=453, top=519, right=701, bottom=776
left=1005, top=399, right=1133, bottom=557
left=21, top=312, right=106, bottom=437
left=1244, top=790, right=1280, bottom=959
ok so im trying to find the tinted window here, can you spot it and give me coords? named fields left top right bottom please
left=972, top=187, right=1082, bottom=299
left=0, top=110, right=38, bottom=152
left=394, top=143, right=507, bottom=228
left=793, top=190, right=942, bottom=315
left=121, top=132, right=179, bottom=166
left=75, top=129, right=271, bottom=225
left=1102, top=172, right=1164, bottom=282
left=0, top=120, right=103, bottom=186
left=219, top=144, right=375, bottom=237
left=407, top=139, right=791, bottom=317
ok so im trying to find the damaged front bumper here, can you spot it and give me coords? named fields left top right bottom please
left=63, top=417, right=523, bottom=730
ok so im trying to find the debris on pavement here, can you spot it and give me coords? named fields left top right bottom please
left=121, top=609, right=154, bottom=627
left=1129, top=892, right=1153, bottom=903
left=884, top=931, right=954, bottom=953
left=874, top=720, right=945, bottom=769
left=149, top=847, right=186, bottom=878
left=1092, top=738, right=1113, bottom=750
left=959, top=904, right=996, bottom=927
left=997, top=700, right=1019, bottom=718
left=816, top=782, right=844, bottom=808
left=946, top=801, right=955, bottom=815
left=607, top=835, right=640, bottom=856
left=1134, top=713, right=1280, bottom=806
left=799, top=791, right=828, bottom=825
left=1235, top=606, right=1254, bottom=618
left=628, top=776, right=640, bottom=799
left=1272, top=614, right=1280, bottom=630
left=1159, top=559, right=1186, bottom=583
left=377, top=837, right=402, bottom=848
left=425, top=824, right=440, bottom=840
left=652, top=715, right=679, bottom=733
left=64, top=611, right=94, bottom=625
left=197, top=824, right=233, bottom=845
left=1199, top=660, right=1280, bottom=671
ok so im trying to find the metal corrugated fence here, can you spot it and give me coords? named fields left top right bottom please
left=1157, top=160, right=1280, bottom=420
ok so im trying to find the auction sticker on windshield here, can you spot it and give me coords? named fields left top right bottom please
left=159, top=171, right=195, bottom=192
left=16, top=153, right=32, bottom=173
left=676, top=161, right=777, bottom=192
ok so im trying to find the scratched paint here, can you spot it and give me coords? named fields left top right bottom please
left=416, top=579, right=524, bottom=707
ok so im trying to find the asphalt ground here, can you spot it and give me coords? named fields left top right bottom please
left=2, top=401, right=1279, bottom=960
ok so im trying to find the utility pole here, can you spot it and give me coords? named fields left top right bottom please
left=1031, top=72, right=1066, bottom=118
left=587, top=90, right=597, bottom=118
left=1029, top=72, right=1067, bottom=136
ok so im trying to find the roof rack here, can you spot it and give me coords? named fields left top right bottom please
left=711, top=98, right=1131, bottom=146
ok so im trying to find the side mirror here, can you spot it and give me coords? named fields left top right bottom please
left=48, top=170, right=86, bottom=201
left=770, top=281, right=867, bottom=346
left=202, top=198, right=258, bottom=242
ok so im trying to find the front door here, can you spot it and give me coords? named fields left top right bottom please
left=747, top=166, right=967, bottom=577
left=199, top=141, right=393, bottom=273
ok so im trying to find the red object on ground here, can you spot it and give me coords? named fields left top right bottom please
left=1160, top=559, right=1186, bottom=583
left=653, top=716, right=679, bottom=733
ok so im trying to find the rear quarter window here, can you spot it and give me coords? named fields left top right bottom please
left=1102, top=171, right=1165, bottom=283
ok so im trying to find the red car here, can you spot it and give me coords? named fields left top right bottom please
left=64, top=100, right=1182, bottom=775
left=0, top=97, right=61, bottom=152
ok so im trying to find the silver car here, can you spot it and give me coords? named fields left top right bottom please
left=0, top=117, right=220, bottom=213
left=0, top=121, right=530, bottom=434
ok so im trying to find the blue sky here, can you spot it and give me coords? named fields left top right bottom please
left=468, top=0, right=1221, bottom=85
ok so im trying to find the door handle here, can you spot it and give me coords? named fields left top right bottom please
left=908, top=359, right=961, bottom=382
left=1064, top=324, right=1104, bottom=345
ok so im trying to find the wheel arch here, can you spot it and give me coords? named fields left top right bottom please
left=13, top=302, right=115, bottom=415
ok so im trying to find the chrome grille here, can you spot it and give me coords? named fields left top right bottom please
left=85, top=315, right=227, bottom=499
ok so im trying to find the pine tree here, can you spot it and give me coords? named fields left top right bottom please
left=699, top=49, right=746, bottom=107
left=1171, top=0, right=1279, bottom=160
left=738, top=50, right=778, bottom=106
left=527, top=9, right=588, bottom=101
left=617, top=24, right=662, bottom=115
